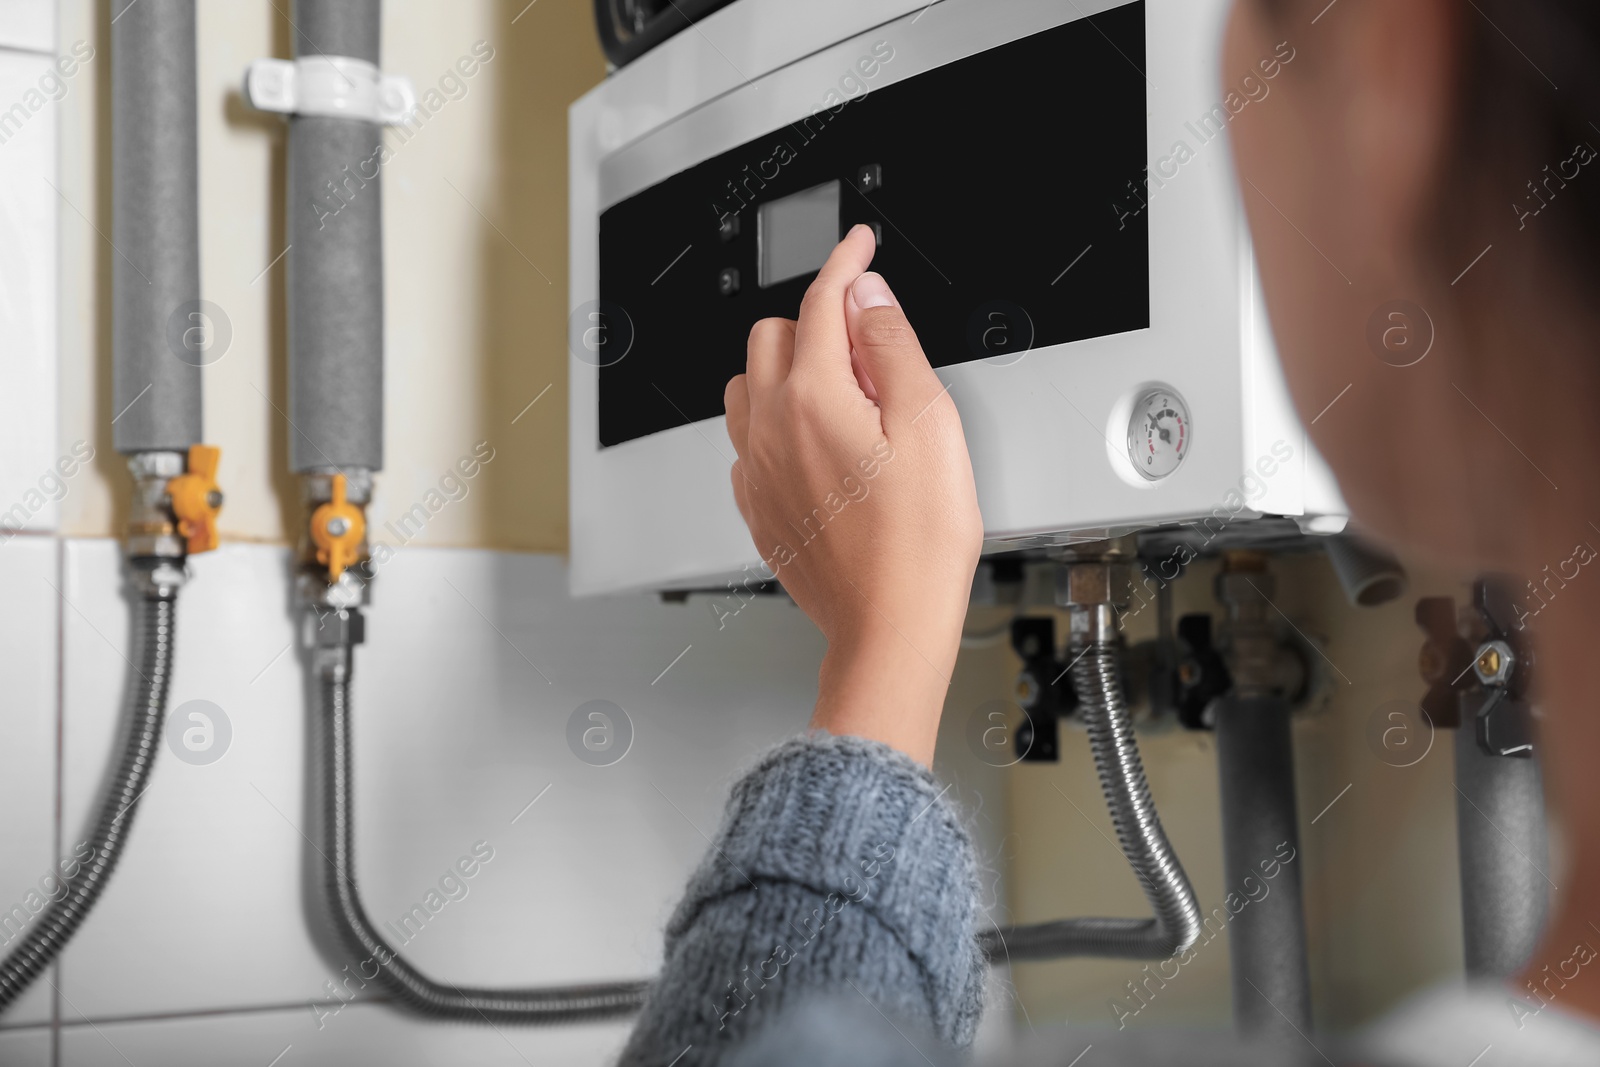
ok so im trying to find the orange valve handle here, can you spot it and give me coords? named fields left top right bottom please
left=310, top=473, right=366, bottom=582
left=165, top=445, right=224, bottom=555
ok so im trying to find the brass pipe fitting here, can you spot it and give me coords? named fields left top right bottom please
left=125, top=445, right=224, bottom=565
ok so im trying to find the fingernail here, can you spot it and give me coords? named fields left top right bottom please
left=852, top=272, right=896, bottom=309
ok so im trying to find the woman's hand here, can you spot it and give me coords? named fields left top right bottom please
left=723, top=225, right=983, bottom=765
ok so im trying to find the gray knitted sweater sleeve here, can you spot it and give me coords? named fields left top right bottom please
left=616, top=732, right=987, bottom=1067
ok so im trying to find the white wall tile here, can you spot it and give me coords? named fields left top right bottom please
left=0, top=1024, right=49, bottom=1066
left=57, top=540, right=830, bottom=1021
left=0, top=47, right=60, bottom=536
left=61, top=1001, right=629, bottom=1067
left=0, top=0, right=52, bottom=54
left=0, top=536, right=62, bottom=1027
left=58, top=538, right=326, bottom=1020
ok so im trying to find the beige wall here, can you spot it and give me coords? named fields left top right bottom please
left=1005, top=551, right=1498, bottom=1032
left=58, top=0, right=602, bottom=553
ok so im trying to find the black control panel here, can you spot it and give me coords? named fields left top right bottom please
left=595, top=1, right=1149, bottom=448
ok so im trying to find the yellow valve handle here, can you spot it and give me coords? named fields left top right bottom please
left=310, top=473, right=366, bottom=582
left=165, top=445, right=223, bottom=555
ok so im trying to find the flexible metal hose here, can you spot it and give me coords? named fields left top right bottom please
left=0, top=592, right=177, bottom=1010
left=314, top=644, right=649, bottom=1022
left=981, top=641, right=1203, bottom=962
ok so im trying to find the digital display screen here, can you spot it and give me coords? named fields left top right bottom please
left=757, top=181, right=841, bottom=288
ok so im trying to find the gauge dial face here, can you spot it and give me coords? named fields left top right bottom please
left=1128, top=388, right=1190, bottom=480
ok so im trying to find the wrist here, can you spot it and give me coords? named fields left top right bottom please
left=813, top=619, right=958, bottom=766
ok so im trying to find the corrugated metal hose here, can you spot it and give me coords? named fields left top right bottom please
left=313, top=625, right=649, bottom=1022
left=0, top=592, right=177, bottom=1010
left=980, top=641, right=1203, bottom=962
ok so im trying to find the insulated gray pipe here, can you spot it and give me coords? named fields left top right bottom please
left=111, top=0, right=201, bottom=455
left=1215, top=694, right=1312, bottom=1040
left=288, top=0, right=385, bottom=472
left=1455, top=727, right=1550, bottom=978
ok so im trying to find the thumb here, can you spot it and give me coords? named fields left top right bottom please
left=845, top=272, right=942, bottom=423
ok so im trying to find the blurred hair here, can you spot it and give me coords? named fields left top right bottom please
left=1447, top=1, right=1600, bottom=280
left=1266, top=0, right=1600, bottom=284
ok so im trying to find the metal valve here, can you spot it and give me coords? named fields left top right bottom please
left=1412, top=577, right=1537, bottom=757
left=164, top=444, right=224, bottom=555
left=310, top=473, right=367, bottom=582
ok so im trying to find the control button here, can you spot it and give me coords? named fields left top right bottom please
left=856, top=163, right=883, bottom=194
left=718, top=267, right=741, bottom=296
left=718, top=214, right=740, bottom=242
left=866, top=221, right=883, bottom=246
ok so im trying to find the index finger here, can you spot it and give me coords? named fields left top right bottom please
left=790, top=224, right=879, bottom=378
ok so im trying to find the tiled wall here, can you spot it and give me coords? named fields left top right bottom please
left=0, top=0, right=66, bottom=1039
left=0, top=540, right=1013, bottom=1064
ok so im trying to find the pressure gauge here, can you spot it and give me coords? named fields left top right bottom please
left=1128, top=388, right=1190, bottom=480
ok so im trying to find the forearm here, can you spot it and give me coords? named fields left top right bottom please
left=616, top=734, right=985, bottom=1067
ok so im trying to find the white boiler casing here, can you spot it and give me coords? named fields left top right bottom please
left=568, top=0, right=1345, bottom=597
